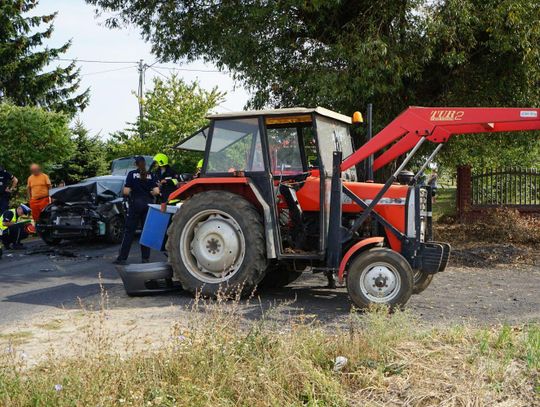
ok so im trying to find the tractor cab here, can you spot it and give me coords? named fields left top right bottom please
left=175, top=108, right=359, bottom=260
left=177, top=107, right=355, bottom=178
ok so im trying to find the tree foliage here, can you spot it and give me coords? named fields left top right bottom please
left=87, top=0, right=540, bottom=171
left=107, top=75, right=224, bottom=173
left=0, top=0, right=89, bottom=116
left=0, top=103, right=72, bottom=182
left=50, top=120, right=109, bottom=184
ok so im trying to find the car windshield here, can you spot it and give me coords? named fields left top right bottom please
left=111, top=157, right=153, bottom=175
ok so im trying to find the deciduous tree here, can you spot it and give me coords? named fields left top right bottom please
left=0, top=103, right=72, bottom=183
left=88, top=0, right=540, bottom=171
left=107, top=75, right=224, bottom=173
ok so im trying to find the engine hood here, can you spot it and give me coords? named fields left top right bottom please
left=51, top=181, right=119, bottom=204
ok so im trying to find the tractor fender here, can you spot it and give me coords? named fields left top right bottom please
left=167, top=177, right=278, bottom=259
left=338, top=237, right=385, bottom=283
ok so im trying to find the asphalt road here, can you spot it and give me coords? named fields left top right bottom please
left=1, top=239, right=539, bottom=327
left=0, top=239, right=168, bottom=325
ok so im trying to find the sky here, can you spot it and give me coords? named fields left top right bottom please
left=35, top=0, right=250, bottom=137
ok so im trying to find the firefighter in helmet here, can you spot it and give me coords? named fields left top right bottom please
left=195, top=159, right=204, bottom=177
left=153, top=153, right=180, bottom=201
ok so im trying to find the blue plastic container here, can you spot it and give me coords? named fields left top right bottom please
left=140, top=204, right=179, bottom=251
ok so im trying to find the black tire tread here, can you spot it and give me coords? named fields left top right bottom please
left=412, top=271, right=434, bottom=294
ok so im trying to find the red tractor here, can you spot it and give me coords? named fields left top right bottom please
left=152, top=106, right=540, bottom=308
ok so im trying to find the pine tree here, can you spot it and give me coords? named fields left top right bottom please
left=50, top=120, right=108, bottom=184
left=0, top=0, right=89, bottom=116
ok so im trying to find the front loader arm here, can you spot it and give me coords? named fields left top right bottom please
left=341, top=107, right=540, bottom=172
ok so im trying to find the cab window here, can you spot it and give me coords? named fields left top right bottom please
left=315, top=116, right=356, bottom=181
left=267, top=127, right=304, bottom=175
left=206, top=118, right=264, bottom=173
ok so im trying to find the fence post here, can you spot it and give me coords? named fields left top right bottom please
left=457, top=166, right=472, bottom=220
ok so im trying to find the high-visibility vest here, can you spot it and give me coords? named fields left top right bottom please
left=0, top=209, right=17, bottom=232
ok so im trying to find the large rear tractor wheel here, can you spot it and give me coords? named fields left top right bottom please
left=346, top=247, right=413, bottom=309
left=166, top=191, right=267, bottom=297
left=412, top=270, right=434, bottom=294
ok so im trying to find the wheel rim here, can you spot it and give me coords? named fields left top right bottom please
left=110, top=218, right=123, bottom=240
left=179, top=209, right=246, bottom=283
left=359, top=262, right=401, bottom=303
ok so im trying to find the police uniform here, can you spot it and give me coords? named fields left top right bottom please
left=1, top=207, right=29, bottom=248
left=0, top=168, right=14, bottom=214
left=154, top=165, right=180, bottom=201
left=116, top=169, right=158, bottom=262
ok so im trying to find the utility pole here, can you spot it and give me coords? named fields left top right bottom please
left=137, top=59, right=145, bottom=138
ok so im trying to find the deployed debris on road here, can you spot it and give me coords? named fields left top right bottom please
left=116, top=262, right=181, bottom=296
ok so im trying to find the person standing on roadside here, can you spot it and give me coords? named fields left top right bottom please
left=113, top=156, right=160, bottom=265
left=27, top=164, right=51, bottom=222
left=0, top=165, right=18, bottom=214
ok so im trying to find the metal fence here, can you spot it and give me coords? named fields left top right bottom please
left=471, top=168, right=540, bottom=207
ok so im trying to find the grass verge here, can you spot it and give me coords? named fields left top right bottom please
left=0, top=299, right=538, bottom=406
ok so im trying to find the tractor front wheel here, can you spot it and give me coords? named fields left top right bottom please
left=166, top=191, right=267, bottom=297
left=346, top=247, right=413, bottom=309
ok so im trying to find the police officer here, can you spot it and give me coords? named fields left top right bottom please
left=152, top=153, right=180, bottom=201
left=1, top=204, right=31, bottom=250
left=0, top=166, right=18, bottom=214
left=113, top=156, right=160, bottom=265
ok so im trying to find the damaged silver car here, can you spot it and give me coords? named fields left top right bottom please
left=36, top=176, right=126, bottom=245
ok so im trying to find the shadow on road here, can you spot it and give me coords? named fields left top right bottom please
left=3, top=282, right=122, bottom=309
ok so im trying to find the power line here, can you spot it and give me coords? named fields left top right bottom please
left=152, top=65, right=229, bottom=74
left=218, top=104, right=235, bottom=112
left=81, top=65, right=138, bottom=77
left=54, top=57, right=229, bottom=73
left=149, top=66, right=168, bottom=79
left=54, top=57, right=138, bottom=64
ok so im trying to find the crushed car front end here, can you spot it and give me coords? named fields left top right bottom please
left=36, top=177, right=126, bottom=245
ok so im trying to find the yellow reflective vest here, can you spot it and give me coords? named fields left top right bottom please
left=0, top=209, right=17, bottom=232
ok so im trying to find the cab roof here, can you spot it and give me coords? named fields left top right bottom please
left=207, top=107, right=352, bottom=124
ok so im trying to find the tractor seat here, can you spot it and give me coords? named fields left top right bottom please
left=279, top=184, right=304, bottom=225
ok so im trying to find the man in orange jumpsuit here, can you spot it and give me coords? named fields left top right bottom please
left=27, top=164, right=51, bottom=222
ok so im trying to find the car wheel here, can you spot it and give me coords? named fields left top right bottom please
left=106, top=216, right=125, bottom=244
left=40, top=232, right=62, bottom=246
